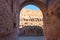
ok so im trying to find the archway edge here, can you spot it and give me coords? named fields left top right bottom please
left=19, top=0, right=46, bottom=13
left=19, top=0, right=46, bottom=26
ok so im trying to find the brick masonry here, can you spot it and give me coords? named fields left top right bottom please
left=0, top=0, right=60, bottom=40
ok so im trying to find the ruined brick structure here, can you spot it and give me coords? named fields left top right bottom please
left=0, top=0, right=60, bottom=40
left=19, top=26, right=43, bottom=36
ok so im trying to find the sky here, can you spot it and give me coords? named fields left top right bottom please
left=23, top=5, right=40, bottom=10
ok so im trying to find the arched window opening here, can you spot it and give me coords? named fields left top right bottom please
left=19, top=4, right=44, bottom=40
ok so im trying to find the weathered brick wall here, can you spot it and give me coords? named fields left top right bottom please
left=0, top=0, right=60, bottom=40
left=44, top=0, right=60, bottom=40
left=0, top=0, right=19, bottom=40
left=0, top=0, right=14, bottom=36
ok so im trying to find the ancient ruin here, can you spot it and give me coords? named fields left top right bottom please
left=0, top=0, right=60, bottom=40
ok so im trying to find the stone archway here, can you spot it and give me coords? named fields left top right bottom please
left=0, top=0, right=60, bottom=40
left=19, top=0, right=46, bottom=40
left=18, top=0, right=46, bottom=27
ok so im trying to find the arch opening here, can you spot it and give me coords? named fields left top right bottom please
left=19, top=4, right=44, bottom=40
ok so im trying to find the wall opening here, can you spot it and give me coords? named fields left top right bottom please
left=19, top=4, right=44, bottom=40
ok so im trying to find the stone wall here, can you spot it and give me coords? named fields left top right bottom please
left=0, top=0, right=60, bottom=40
left=19, top=26, right=43, bottom=36
left=0, top=0, right=19, bottom=40
left=44, top=0, right=60, bottom=40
